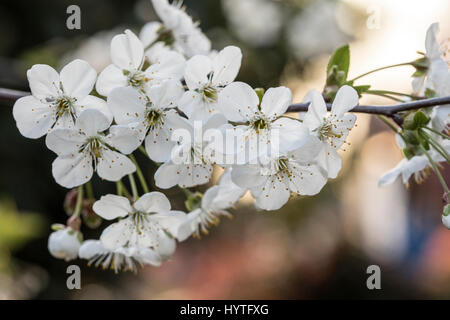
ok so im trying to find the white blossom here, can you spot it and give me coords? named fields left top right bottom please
left=13, top=59, right=112, bottom=139
left=302, top=85, right=358, bottom=179
left=231, top=136, right=327, bottom=211
left=96, top=29, right=185, bottom=97
left=154, top=114, right=227, bottom=189
left=93, top=192, right=185, bottom=261
left=150, top=0, right=211, bottom=58
left=218, top=82, right=309, bottom=158
left=48, top=228, right=81, bottom=262
left=177, top=170, right=246, bottom=240
left=46, top=109, right=139, bottom=188
left=78, top=240, right=162, bottom=273
left=108, top=80, right=185, bottom=162
left=179, top=46, right=242, bottom=120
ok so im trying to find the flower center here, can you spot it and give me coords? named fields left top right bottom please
left=145, top=107, right=163, bottom=129
left=156, top=26, right=176, bottom=46
left=202, top=85, right=219, bottom=103
left=123, top=70, right=148, bottom=89
left=80, top=136, right=105, bottom=160
left=316, top=118, right=342, bottom=141
left=55, top=96, right=76, bottom=118
left=251, top=117, right=270, bottom=134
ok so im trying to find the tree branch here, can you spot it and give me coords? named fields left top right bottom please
left=1, top=88, right=449, bottom=126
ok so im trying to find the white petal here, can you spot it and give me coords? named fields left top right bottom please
left=425, top=23, right=441, bottom=60
left=178, top=90, right=215, bottom=120
left=12, top=96, right=55, bottom=139
left=107, top=86, right=146, bottom=125
left=253, top=177, right=290, bottom=211
left=260, top=86, right=292, bottom=119
left=145, top=126, right=174, bottom=163
left=218, top=81, right=259, bottom=122
left=145, top=51, right=186, bottom=83
left=75, top=95, right=113, bottom=123
left=318, top=144, right=342, bottom=179
left=46, top=128, right=85, bottom=156
left=289, top=135, right=323, bottom=163
left=105, top=125, right=141, bottom=154
left=78, top=240, right=105, bottom=259
left=139, top=21, right=163, bottom=47
left=60, top=59, right=96, bottom=99
left=211, top=46, right=242, bottom=86
left=289, top=163, right=327, bottom=196
left=111, top=30, right=144, bottom=71
left=53, top=112, right=76, bottom=130
left=93, top=194, right=132, bottom=220
left=26, top=64, right=60, bottom=100
left=272, top=117, right=310, bottom=154
left=184, top=55, right=212, bottom=90
left=145, top=79, right=184, bottom=109
left=97, top=149, right=136, bottom=182
left=134, top=192, right=171, bottom=214
left=230, top=164, right=266, bottom=189
left=52, top=153, right=93, bottom=188
left=303, top=90, right=327, bottom=130
left=96, top=64, right=128, bottom=97
left=76, top=109, right=112, bottom=136
left=176, top=209, right=202, bottom=241
left=331, top=85, right=359, bottom=118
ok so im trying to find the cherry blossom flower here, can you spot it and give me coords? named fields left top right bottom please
left=93, top=192, right=185, bottom=261
left=48, top=228, right=82, bottom=262
left=13, top=59, right=112, bottom=139
left=379, top=140, right=449, bottom=187
left=231, top=136, right=327, bottom=211
left=150, top=0, right=211, bottom=58
left=96, top=29, right=185, bottom=97
left=46, top=109, right=139, bottom=188
left=218, top=82, right=309, bottom=158
left=154, top=114, right=227, bottom=189
left=178, top=46, right=242, bottom=120
left=177, top=170, right=246, bottom=240
left=78, top=240, right=162, bottom=273
left=302, top=85, right=359, bottom=179
left=107, top=80, right=185, bottom=162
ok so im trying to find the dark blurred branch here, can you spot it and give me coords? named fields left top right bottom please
left=1, top=88, right=449, bottom=126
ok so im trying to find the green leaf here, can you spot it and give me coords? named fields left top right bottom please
left=413, top=111, right=430, bottom=127
left=326, top=45, right=350, bottom=84
left=353, top=85, right=371, bottom=97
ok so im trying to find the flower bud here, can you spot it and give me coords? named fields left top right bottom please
left=48, top=228, right=82, bottom=261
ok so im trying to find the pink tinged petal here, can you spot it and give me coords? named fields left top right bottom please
left=218, top=81, right=259, bottom=122
left=105, top=125, right=141, bottom=154
left=60, top=59, right=97, bottom=100
left=184, top=55, right=213, bottom=90
left=145, top=79, right=185, bottom=109
left=76, top=109, right=112, bottom=137
left=260, top=86, right=292, bottom=119
left=134, top=192, right=171, bottom=214
left=52, top=153, right=93, bottom=188
left=26, top=64, right=60, bottom=100
left=45, top=128, right=85, bottom=156
left=96, top=149, right=136, bottom=182
left=12, top=96, right=55, bottom=139
left=96, top=64, right=128, bottom=97
left=110, top=30, right=144, bottom=71
left=93, top=194, right=132, bottom=220
left=303, top=90, right=327, bottom=130
left=331, top=85, right=359, bottom=118
left=75, top=95, right=113, bottom=123
left=211, top=46, right=242, bottom=87
left=107, top=86, right=146, bottom=125
left=253, top=177, right=290, bottom=211
left=145, top=51, right=186, bottom=83
left=145, top=126, right=174, bottom=163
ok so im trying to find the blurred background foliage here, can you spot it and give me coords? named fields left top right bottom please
left=0, top=0, right=449, bottom=299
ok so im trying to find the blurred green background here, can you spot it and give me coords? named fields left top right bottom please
left=0, top=0, right=449, bottom=299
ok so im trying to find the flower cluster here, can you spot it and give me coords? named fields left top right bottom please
left=12, top=0, right=449, bottom=273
